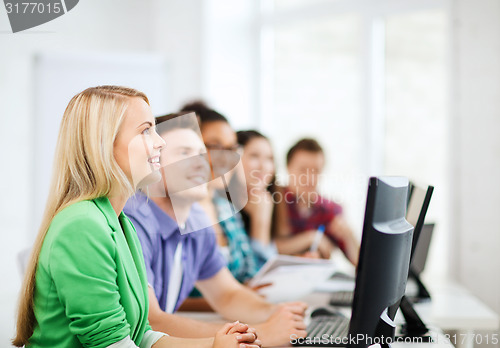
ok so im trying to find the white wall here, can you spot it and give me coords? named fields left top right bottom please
left=151, top=0, right=204, bottom=111
left=201, top=0, right=259, bottom=130
left=449, top=0, right=500, bottom=317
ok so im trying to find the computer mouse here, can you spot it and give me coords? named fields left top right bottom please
left=310, top=307, right=344, bottom=318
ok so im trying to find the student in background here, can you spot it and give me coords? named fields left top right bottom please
left=180, top=101, right=259, bottom=283
left=236, top=130, right=278, bottom=268
left=12, top=86, right=255, bottom=348
left=124, top=113, right=307, bottom=347
left=275, top=138, right=360, bottom=266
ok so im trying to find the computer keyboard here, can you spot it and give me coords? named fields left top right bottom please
left=292, top=312, right=350, bottom=347
left=329, top=290, right=353, bottom=307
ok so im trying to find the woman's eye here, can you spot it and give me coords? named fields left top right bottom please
left=142, top=127, right=151, bottom=135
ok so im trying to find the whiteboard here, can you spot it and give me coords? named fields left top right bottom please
left=33, top=52, right=169, bottom=234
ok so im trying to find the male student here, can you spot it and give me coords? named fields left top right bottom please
left=275, top=138, right=360, bottom=265
left=124, top=113, right=307, bottom=347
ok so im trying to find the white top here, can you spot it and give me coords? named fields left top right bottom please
left=166, top=241, right=184, bottom=314
left=106, top=331, right=168, bottom=348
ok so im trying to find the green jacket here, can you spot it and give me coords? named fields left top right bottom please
left=29, top=197, right=152, bottom=347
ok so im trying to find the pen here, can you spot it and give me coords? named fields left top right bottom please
left=310, top=224, right=325, bottom=253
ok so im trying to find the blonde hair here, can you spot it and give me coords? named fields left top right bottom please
left=12, top=85, right=149, bottom=346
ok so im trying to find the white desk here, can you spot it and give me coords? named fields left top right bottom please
left=410, top=277, right=499, bottom=348
left=410, top=277, right=499, bottom=332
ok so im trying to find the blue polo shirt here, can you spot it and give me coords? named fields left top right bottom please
left=124, top=193, right=226, bottom=312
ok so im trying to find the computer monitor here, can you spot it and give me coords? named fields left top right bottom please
left=392, top=184, right=435, bottom=340
left=406, top=185, right=434, bottom=260
left=410, top=223, right=434, bottom=276
left=348, top=176, right=414, bottom=348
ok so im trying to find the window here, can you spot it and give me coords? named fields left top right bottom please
left=259, top=1, right=449, bottom=273
left=203, top=0, right=449, bottom=274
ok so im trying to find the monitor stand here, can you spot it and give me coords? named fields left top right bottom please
left=375, top=312, right=396, bottom=348
left=408, top=269, right=432, bottom=302
left=398, top=296, right=433, bottom=342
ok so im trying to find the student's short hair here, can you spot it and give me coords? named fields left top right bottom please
left=155, top=112, right=201, bottom=135
left=180, top=100, right=228, bottom=125
left=286, top=138, right=324, bottom=165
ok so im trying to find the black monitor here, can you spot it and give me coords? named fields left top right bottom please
left=410, top=223, right=434, bottom=276
left=405, top=185, right=434, bottom=301
left=397, top=224, right=436, bottom=341
left=397, top=185, right=434, bottom=339
left=348, top=176, right=414, bottom=348
left=406, top=185, right=434, bottom=261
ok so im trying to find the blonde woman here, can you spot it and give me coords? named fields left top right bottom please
left=12, top=86, right=260, bottom=348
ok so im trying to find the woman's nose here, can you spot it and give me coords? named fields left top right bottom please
left=154, top=131, right=166, bottom=150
